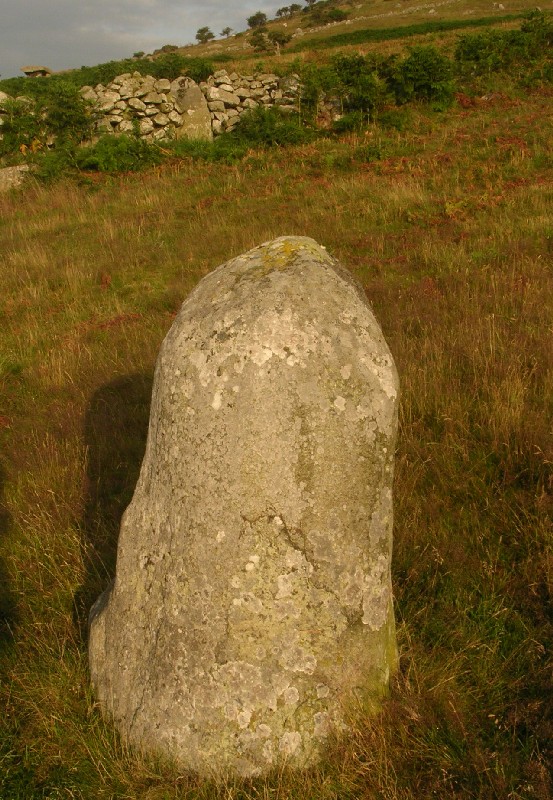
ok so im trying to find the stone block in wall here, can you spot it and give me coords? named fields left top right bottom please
left=168, top=111, right=183, bottom=126
left=155, top=79, right=171, bottom=93
left=208, top=100, right=226, bottom=112
left=111, top=73, right=132, bottom=84
left=128, top=97, right=146, bottom=111
left=205, top=86, right=240, bottom=108
left=99, top=90, right=120, bottom=108
left=139, top=119, right=154, bottom=135
left=143, top=91, right=163, bottom=104
left=134, top=81, right=155, bottom=98
left=80, top=86, right=97, bottom=102
left=117, top=84, right=135, bottom=100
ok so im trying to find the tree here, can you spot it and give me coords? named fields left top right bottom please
left=250, top=29, right=271, bottom=52
left=268, top=31, right=292, bottom=46
left=195, top=26, right=214, bottom=44
left=289, top=3, right=303, bottom=12
left=247, top=11, right=268, bottom=28
left=304, top=0, right=317, bottom=6
left=276, top=7, right=289, bottom=17
left=268, top=30, right=292, bottom=55
left=220, top=26, right=233, bottom=37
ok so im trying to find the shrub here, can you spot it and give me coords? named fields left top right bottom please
left=331, top=53, right=391, bottom=118
left=393, top=45, right=455, bottom=109
left=229, top=106, right=314, bottom=147
left=35, top=136, right=163, bottom=182
left=455, top=12, right=553, bottom=79
left=0, top=98, right=43, bottom=156
left=40, top=80, right=92, bottom=143
left=73, top=135, right=164, bottom=173
left=378, top=107, right=412, bottom=131
left=33, top=144, right=79, bottom=181
left=168, top=136, right=250, bottom=164
left=326, top=8, right=348, bottom=22
left=331, top=110, right=366, bottom=133
left=0, top=80, right=92, bottom=157
left=250, top=30, right=271, bottom=52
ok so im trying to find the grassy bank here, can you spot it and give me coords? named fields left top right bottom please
left=287, top=13, right=524, bottom=52
left=1, top=81, right=552, bottom=798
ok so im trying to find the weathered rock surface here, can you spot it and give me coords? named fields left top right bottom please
left=89, top=236, right=399, bottom=779
left=0, top=164, right=30, bottom=192
left=170, top=77, right=212, bottom=141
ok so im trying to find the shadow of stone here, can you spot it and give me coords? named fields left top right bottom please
left=0, top=459, right=18, bottom=651
left=74, top=373, right=153, bottom=643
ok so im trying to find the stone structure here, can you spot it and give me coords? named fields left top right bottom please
left=20, top=65, right=52, bottom=77
left=199, top=69, right=300, bottom=135
left=170, top=76, right=212, bottom=140
left=80, top=73, right=213, bottom=143
left=81, top=69, right=301, bottom=141
left=89, top=236, right=399, bottom=779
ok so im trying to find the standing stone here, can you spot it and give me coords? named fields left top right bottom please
left=170, top=77, right=213, bottom=141
left=89, top=236, right=399, bottom=780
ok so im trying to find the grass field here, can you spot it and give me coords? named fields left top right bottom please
left=1, top=25, right=552, bottom=800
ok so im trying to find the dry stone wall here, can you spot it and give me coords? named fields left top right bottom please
left=80, top=73, right=213, bottom=142
left=81, top=69, right=301, bottom=142
left=200, top=69, right=300, bottom=135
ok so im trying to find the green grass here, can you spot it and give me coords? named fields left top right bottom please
left=288, top=13, right=525, bottom=52
left=0, top=48, right=552, bottom=800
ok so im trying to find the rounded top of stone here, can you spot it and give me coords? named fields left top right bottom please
left=217, top=236, right=366, bottom=303
left=168, top=236, right=398, bottom=404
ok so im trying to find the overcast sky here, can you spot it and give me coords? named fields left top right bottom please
left=0, top=1, right=278, bottom=79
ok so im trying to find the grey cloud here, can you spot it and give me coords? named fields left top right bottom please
left=0, top=1, right=277, bottom=79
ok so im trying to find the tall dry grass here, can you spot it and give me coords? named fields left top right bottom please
left=0, top=88, right=551, bottom=798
